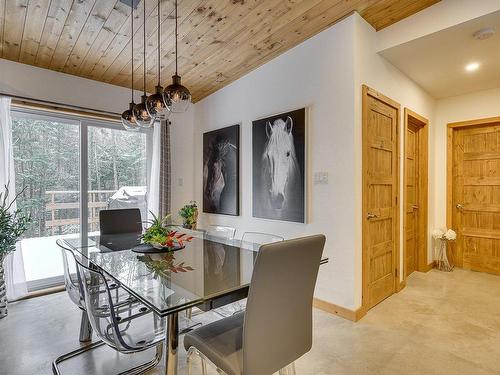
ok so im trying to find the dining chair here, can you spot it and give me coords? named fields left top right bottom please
left=206, top=225, right=236, bottom=240
left=184, top=234, right=326, bottom=375
left=70, top=256, right=165, bottom=375
left=99, top=208, right=143, bottom=235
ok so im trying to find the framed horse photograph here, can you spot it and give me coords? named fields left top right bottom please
left=252, top=108, right=308, bottom=223
left=203, top=124, right=240, bottom=216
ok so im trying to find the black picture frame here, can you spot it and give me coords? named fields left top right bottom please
left=252, top=108, right=307, bottom=223
left=203, top=124, right=240, bottom=216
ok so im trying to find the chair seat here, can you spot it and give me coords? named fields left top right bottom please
left=184, top=312, right=245, bottom=375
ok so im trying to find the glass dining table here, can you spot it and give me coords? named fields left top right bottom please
left=63, top=231, right=328, bottom=375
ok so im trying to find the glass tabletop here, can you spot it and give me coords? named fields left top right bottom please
left=64, top=231, right=260, bottom=316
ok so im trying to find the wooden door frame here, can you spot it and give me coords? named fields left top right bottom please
left=446, top=116, right=500, bottom=266
left=361, top=85, right=401, bottom=313
left=403, top=108, right=429, bottom=279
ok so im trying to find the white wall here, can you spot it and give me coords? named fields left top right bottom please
left=353, top=14, right=436, bottom=305
left=0, top=58, right=137, bottom=114
left=432, top=87, right=500, bottom=231
left=376, top=0, right=500, bottom=51
left=194, top=16, right=358, bottom=308
left=170, top=109, right=196, bottom=219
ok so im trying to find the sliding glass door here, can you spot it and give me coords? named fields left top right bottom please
left=11, top=111, right=81, bottom=289
left=87, top=124, right=148, bottom=232
left=10, top=109, right=151, bottom=291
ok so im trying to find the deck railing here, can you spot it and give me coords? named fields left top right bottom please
left=45, top=190, right=116, bottom=234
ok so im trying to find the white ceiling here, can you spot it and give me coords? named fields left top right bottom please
left=379, top=10, right=500, bottom=99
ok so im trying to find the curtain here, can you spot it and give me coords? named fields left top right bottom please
left=158, top=119, right=171, bottom=219
left=147, top=121, right=161, bottom=220
left=0, top=97, right=28, bottom=301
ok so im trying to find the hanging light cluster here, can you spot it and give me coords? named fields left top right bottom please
left=121, top=0, right=191, bottom=131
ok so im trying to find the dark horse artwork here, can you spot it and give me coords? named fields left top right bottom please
left=252, top=109, right=306, bottom=223
left=203, top=125, right=240, bottom=216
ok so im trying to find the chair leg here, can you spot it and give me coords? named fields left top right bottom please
left=53, top=341, right=163, bottom=375
left=201, top=357, right=208, bottom=375
left=186, top=347, right=209, bottom=375
left=52, top=341, right=106, bottom=375
left=186, top=347, right=196, bottom=375
left=279, top=362, right=296, bottom=375
left=117, top=342, right=163, bottom=375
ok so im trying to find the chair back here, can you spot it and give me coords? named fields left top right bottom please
left=56, top=239, right=85, bottom=309
left=75, top=257, right=164, bottom=353
left=99, top=208, right=142, bottom=235
left=241, top=232, right=284, bottom=245
left=206, top=225, right=236, bottom=240
left=242, top=235, right=326, bottom=375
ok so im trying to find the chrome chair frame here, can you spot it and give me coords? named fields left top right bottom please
left=53, top=240, right=164, bottom=375
left=186, top=348, right=296, bottom=375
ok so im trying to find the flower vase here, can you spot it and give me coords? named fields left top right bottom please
left=0, top=256, right=7, bottom=319
left=436, top=239, right=453, bottom=272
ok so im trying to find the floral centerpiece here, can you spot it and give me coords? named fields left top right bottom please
left=179, top=201, right=198, bottom=230
left=0, top=184, right=31, bottom=319
left=432, top=228, right=456, bottom=272
left=142, top=213, right=193, bottom=250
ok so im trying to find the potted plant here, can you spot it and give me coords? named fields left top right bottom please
left=179, top=201, right=198, bottom=230
left=142, top=213, right=192, bottom=251
left=0, top=184, right=31, bottom=319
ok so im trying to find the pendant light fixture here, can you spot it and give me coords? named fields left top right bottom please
left=163, top=0, right=191, bottom=113
left=146, top=0, right=170, bottom=119
left=133, top=0, right=156, bottom=128
left=121, top=4, right=139, bottom=131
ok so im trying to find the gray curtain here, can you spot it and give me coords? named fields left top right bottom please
left=158, top=119, right=171, bottom=218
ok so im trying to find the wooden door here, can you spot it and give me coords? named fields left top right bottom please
left=362, top=86, right=400, bottom=310
left=451, top=122, right=500, bottom=275
left=405, top=123, right=419, bottom=276
left=403, top=110, right=429, bottom=277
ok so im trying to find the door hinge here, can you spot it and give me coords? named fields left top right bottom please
left=395, top=268, right=398, bottom=277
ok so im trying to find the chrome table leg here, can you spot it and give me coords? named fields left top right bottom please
left=164, top=312, right=179, bottom=375
left=79, top=311, right=92, bottom=342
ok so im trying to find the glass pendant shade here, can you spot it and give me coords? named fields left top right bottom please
left=121, top=102, right=140, bottom=131
left=134, top=95, right=156, bottom=128
left=146, top=85, right=170, bottom=119
left=163, top=75, right=191, bottom=113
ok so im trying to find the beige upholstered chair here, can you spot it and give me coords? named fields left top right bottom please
left=184, top=235, right=326, bottom=375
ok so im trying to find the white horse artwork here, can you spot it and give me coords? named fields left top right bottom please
left=256, top=116, right=303, bottom=221
left=253, top=109, right=306, bottom=222
left=263, top=117, right=301, bottom=210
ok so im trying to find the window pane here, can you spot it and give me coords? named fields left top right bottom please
left=87, top=126, right=148, bottom=232
left=11, top=113, right=80, bottom=287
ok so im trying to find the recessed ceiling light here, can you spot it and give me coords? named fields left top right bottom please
left=465, top=62, right=480, bottom=72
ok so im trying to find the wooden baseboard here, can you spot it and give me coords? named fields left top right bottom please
left=313, top=298, right=365, bottom=322
left=424, top=261, right=435, bottom=272
left=16, top=285, right=65, bottom=301
left=397, top=279, right=407, bottom=292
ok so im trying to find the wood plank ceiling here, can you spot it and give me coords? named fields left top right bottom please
left=0, top=0, right=439, bottom=103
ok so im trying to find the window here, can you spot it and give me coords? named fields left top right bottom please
left=10, top=109, right=151, bottom=291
